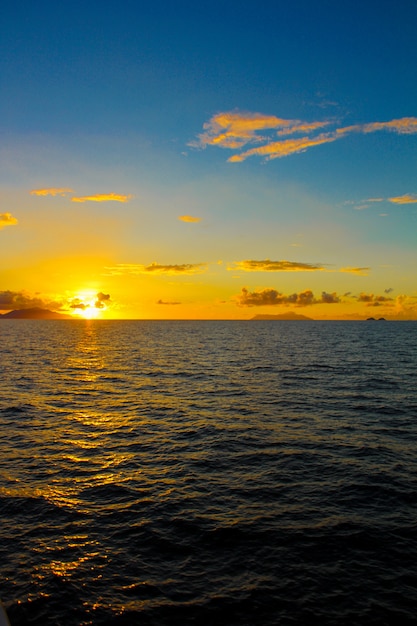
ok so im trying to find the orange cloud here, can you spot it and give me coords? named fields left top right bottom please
left=228, top=132, right=340, bottom=162
left=232, top=259, right=325, bottom=271
left=235, top=287, right=340, bottom=307
left=388, top=194, right=417, bottom=204
left=30, top=188, right=73, bottom=196
left=71, top=193, right=132, bottom=203
left=0, top=213, right=18, bottom=229
left=178, top=215, right=202, bottom=223
left=193, top=111, right=301, bottom=149
left=157, top=299, right=181, bottom=305
left=194, top=111, right=417, bottom=162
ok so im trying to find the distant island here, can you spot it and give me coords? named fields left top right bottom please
left=251, top=312, right=313, bottom=321
left=0, top=308, right=74, bottom=319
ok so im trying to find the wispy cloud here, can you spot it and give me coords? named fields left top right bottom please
left=30, top=188, right=74, bottom=197
left=178, top=215, right=202, bottom=223
left=340, top=267, right=370, bottom=275
left=71, top=193, right=132, bottom=203
left=105, top=262, right=207, bottom=275
left=0, top=213, right=18, bottom=229
left=388, top=194, right=417, bottom=204
left=235, top=287, right=340, bottom=307
left=157, top=299, right=181, bottom=305
left=348, top=193, right=417, bottom=211
left=193, top=110, right=417, bottom=162
left=231, top=259, right=325, bottom=271
left=228, top=133, right=339, bottom=162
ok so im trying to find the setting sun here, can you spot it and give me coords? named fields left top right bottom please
left=69, top=290, right=109, bottom=319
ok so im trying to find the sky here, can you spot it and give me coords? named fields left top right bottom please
left=1, top=0, right=416, bottom=319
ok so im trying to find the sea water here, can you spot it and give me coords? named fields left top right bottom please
left=0, top=320, right=416, bottom=625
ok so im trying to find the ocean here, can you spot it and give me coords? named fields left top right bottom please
left=0, top=320, right=416, bottom=625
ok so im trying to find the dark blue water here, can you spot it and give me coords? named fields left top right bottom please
left=0, top=320, right=416, bottom=625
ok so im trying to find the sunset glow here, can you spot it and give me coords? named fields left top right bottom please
left=1, top=2, right=416, bottom=320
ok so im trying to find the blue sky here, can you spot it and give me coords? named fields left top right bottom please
left=1, top=0, right=416, bottom=319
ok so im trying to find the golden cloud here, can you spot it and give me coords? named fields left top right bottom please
left=232, top=259, right=325, bottom=271
left=157, top=299, right=181, bottom=305
left=71, top=193, right=132, bottom=203
left=235, top=287, right=340, bottom=307
left=340, top=267, right=370, bottom=275
left=0, top=213, right=18, bottom=229
left=194, top=111, right=417, bottom=162
left=178, top=215, right=202, bottom=223
left=105, top=262, right=207, bottom=275
left=228, top=132, right=340, bottom=162
left=388, top=194, right=417, bottom=204
left=193, top=111, right=301, bottom=149
left=30, top=188, right=74, bottom=196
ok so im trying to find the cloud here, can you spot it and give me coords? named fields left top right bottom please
left=357, top=292, right=394, bottom=306
left=30, top=188, right=74, bottom=197
left=157, top=299, right=181, bottom=305
left=95, top=292, right=111, bottom=308
left=228, top=132, right=340, bottom=162
left=231, top=259, right=325, bottom=271
left=0, top=213, right=18, bottom=229
left=193, top=110, right=417, bottom=162
left=71, top=193, right=132, bottom=203
left=192, top=111, right=300, bottom=149
left=0, top=290, right=62, bottom=311
left=344, top=117, right=417, bottom=135
left=69, top=292, right=111, bottom=310
left=105, top=262, right=207, bottom=275
left=340, top=267, right=370, bottom=275
left=178, top=215, right=202, bottom=223
left=70, top=299, right=88, bottom=310
left=391, top=294, right=417, bottom=320
left=235, top=287, right=340, bottom=307
left=388, top=194, right=417, bottom=204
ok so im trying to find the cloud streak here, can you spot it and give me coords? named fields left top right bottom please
left=178, top=215, right=202, bottom=223
left=30, top=188, right=74, bottom=196
left=71, top=193, right=132, bottom=203
left=0, top=213, right=18, bottom=229
left=105, top=262, right=207, bottom=275
left=388, top=194, right=417, bottom=204
left=231, top=259, right=325, bottom=272
left=193, top=111, right=417, bottom=162
left=340, top=267, right=370, bottom=275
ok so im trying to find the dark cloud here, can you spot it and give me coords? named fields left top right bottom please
left=70, top=299, right=89, bottom=310
left=358, top=292, right=394, bottom=305
left=236, top=288, right=341, bottom=307
left=157, top=299, right=181, bottom=305
left=95, top=292, right=111, bottom=308
left=0, top=290, right=62, bottom=311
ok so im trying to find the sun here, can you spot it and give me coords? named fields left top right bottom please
left=70, top=290, right=106, bottom=319
left=79, top=305, right=100, bottom=319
